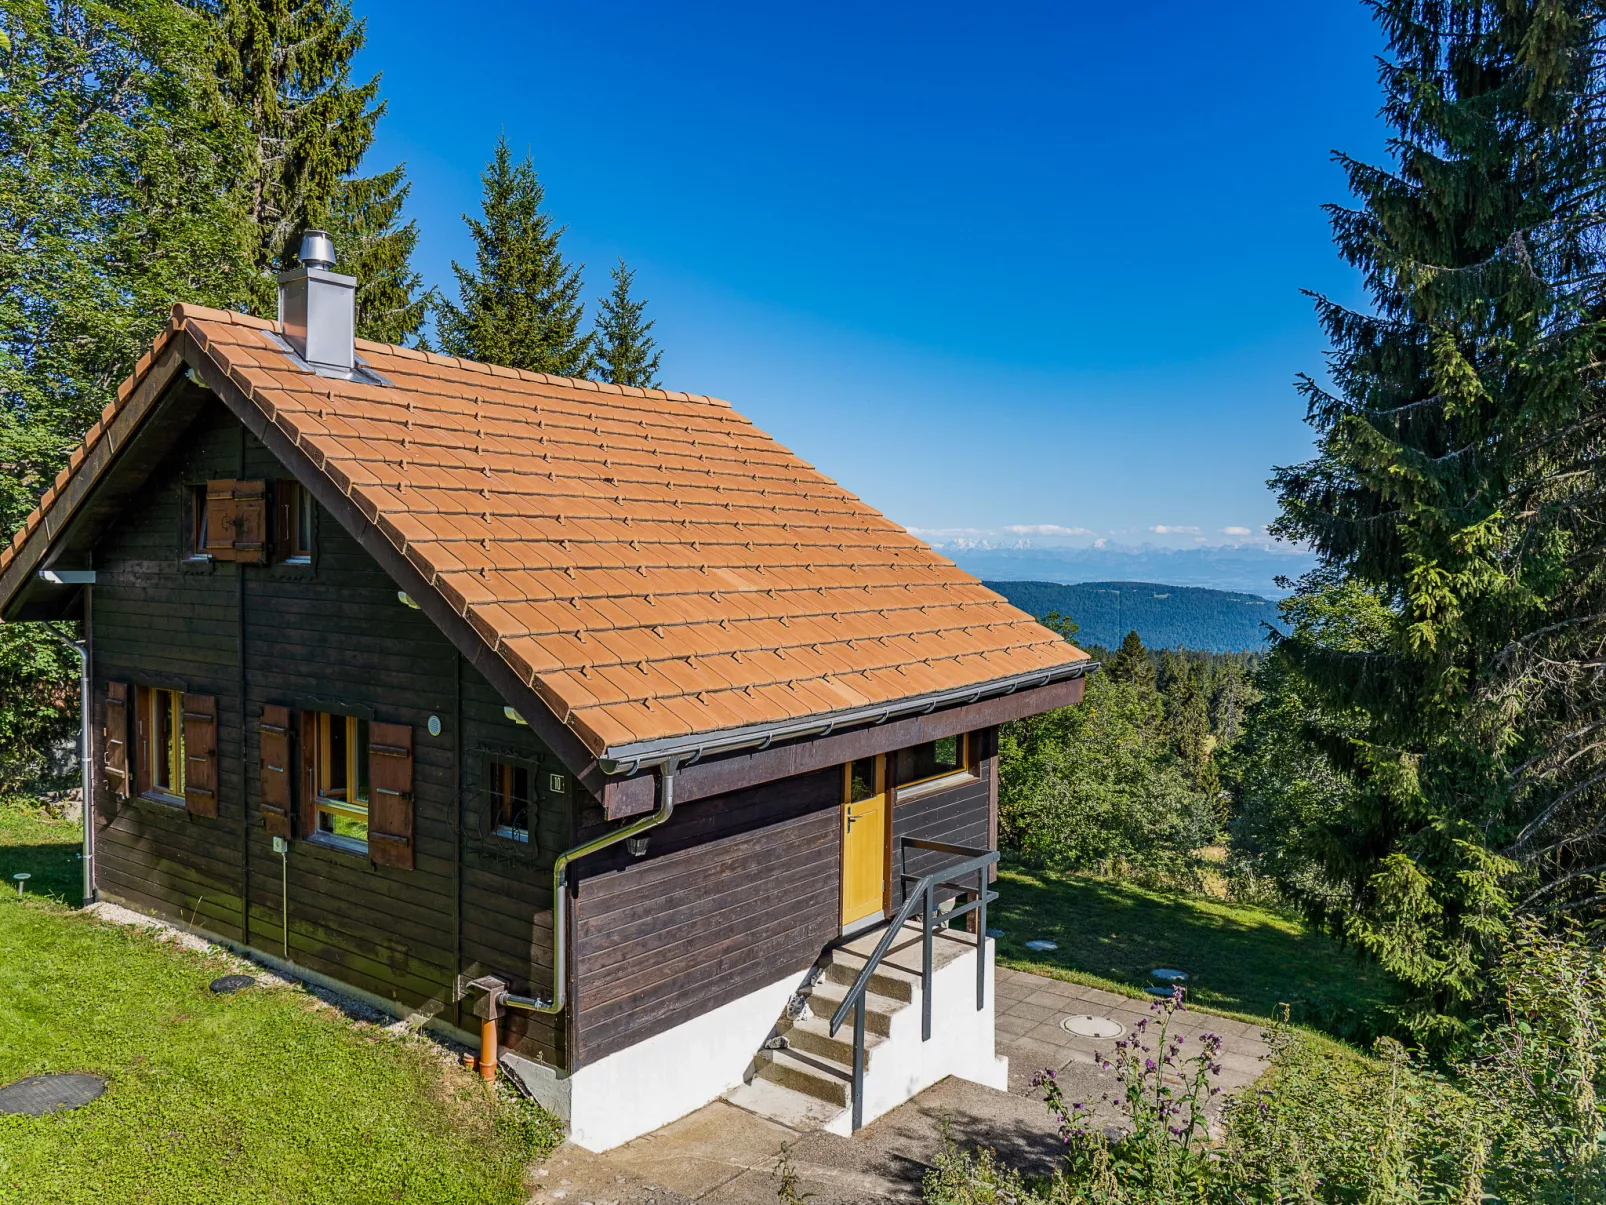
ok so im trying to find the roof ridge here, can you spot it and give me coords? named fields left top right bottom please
left=356, top=337, right=732, bottom=411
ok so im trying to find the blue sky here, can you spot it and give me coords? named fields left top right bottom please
left=360, top=1, right=1388, bottom=561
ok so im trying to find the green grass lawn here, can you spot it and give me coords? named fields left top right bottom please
left=991, top=863, right=1397, bottom=1038
left=0, top=795, right=82, bottom=905
left=0, top=804, right=556, bottom=1205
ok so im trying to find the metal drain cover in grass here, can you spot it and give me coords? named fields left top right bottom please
left=1150, top=968, right=1189, bottom=984
left=1061, top=1014, right=1125, bottom=1038
left=209, top=974, right=255, bottom=994
left=1024, top=939, right=1058, bottom=952
left=0, top=1074, right=105, bottom=1116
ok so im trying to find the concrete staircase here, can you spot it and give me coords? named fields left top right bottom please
left=725, top=922, right=1004, bottom=1134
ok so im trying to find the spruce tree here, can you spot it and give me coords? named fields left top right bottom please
left=1108, top=631, right=1155, bottom=690
left=592, top=258, right=662, bottom=388
left=436, top=136, right=591, bottom=376
left=212, top=0, right=423, bottom=342
left=1272, top=0, right=1606, bottom=1030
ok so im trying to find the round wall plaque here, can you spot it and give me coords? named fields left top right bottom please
left=427, top=715, right=442, bottom=737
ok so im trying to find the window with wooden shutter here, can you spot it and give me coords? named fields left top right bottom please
left=368, top=721, right=414, bottom=869
left=200, top=480, right=268, bottom=564
left=103, top=682, right=130, bottom=799
left=136, top=686, right=185, bottom=801
left=182, top=694, right=218, bottom=817
left=260, top=705, right=293, bottom=838
left=133, top=686, right=153, bottom=796
left=231, top=480, right=268, bottom=563
left=299, top=709, right=318, bottom=839
left=202, top=481, right=238, bottom=559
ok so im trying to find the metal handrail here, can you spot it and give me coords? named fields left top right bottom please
left=828, top=838, right=999, bottom=1131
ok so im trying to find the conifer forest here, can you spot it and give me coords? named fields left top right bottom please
left=2, top=2, right=1605, bottom=1202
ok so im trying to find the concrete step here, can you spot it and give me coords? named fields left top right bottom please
left=800, top=979, right=903, bottom=1036
left=821, top=956, right=918, bottom=1003
left=753, top=1046, right=852, bottom=1107
left=779, top=1012, right=887, bottom=1067
left=724, top=1075, right=845, bottom=1131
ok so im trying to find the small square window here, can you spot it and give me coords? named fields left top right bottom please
left=490, top=760, right=532, bottom=843
left=312, top=711, right=369, bottom=852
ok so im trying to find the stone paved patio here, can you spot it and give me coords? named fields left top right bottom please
left=527, top=968, right=1272, bottom=1205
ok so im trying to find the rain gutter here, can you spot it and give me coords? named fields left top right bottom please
left=596, top=658, right=1100, bottom=778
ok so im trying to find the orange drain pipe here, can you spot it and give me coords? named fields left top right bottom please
left=468, top=975, right=508, bottom=1083
left=479, top=1012, right=499, bottom=1082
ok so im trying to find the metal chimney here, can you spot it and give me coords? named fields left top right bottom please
left=277, top=230, right=356, bottom=374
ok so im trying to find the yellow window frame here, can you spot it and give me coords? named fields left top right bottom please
left=314, top=712, right=369, bottom=847
left=149, top=687, right=185, bottom=796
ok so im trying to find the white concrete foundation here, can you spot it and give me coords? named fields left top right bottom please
left=564, top=968, right=809, bottom=1151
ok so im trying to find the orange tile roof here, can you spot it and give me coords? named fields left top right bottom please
left=2, top=305, right=1090, bottom=756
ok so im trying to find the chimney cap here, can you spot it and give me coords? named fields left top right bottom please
left=298, top=229, right=337, bottom=271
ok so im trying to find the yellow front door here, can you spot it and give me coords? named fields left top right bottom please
left=841, top=756, right=888, bottom=926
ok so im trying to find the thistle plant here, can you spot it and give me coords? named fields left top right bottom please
left=1032, top=987, right=1224, bottom=1194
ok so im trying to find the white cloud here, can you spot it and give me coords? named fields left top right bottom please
left=1001, top=523, right=1094, bottom=537
left=1150, top=524, right=1202, bottom=535
left=1221, top=526, right=1253, bottom=537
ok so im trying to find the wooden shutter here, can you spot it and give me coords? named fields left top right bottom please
left=260, top=704, right=293, bottom=838
left=368, top=721, right=414, bottom=869
left=299, top=710, right=318, bottom=839
left=203, top=481, right=239, bottom=560
left=231, top=480, right=267, bottom=564
left=182, top=693, right=218, bottom=818
left=133, top=686, right=152, bottom=797
left=103, top=682, right=130, bottom=799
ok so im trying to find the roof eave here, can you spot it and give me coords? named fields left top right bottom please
left=597, top=657, right=1100, bottom=776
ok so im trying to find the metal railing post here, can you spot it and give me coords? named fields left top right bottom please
left=922, top=880, right=934, bottom=1041
left=852, top=994, right=865, bottom=1132
left=976, top=865, right=987, bottom=1010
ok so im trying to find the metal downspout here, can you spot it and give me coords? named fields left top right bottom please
left=469, top=759, right=682, bottom=1079
left=47, top=621, right=94, bottom=906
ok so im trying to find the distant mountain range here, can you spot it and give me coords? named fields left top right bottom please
left=985, top=580, right=1285, bottom=653
left=944, top=543, right=1315, bottom=597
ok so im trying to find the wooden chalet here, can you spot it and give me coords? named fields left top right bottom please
left=0, top=236, right=1093, bottom=1147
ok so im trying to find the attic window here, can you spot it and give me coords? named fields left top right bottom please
left=277, top=480, right=314, bottom=562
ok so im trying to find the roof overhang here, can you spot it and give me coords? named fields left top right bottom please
left=597, top=657, right=1098, bottom=776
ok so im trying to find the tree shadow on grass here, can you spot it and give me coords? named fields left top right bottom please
left=0, top=838, right=81, bottom=906
left=992, top=865, right=1397, bottom=1042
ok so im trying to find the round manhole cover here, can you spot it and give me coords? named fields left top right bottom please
left=1024, top=939, right=1058, bottom=952
left=0, top=1073, right=105, bottom=1116
left=209, top=974, right=255, bottom=994
left=1061, top=1015, right=1124, bottom=1038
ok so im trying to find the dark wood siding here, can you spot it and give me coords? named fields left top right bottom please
left=90, top=400, right=568, bottom=1065
left=569, top=766, right=841, bottom=1067
left=458, top=663, right=570, bottom=1065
